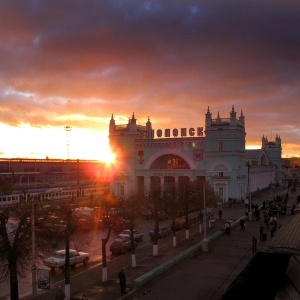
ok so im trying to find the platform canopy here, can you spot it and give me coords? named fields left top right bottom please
left=263, top=213, right=300, bottom=256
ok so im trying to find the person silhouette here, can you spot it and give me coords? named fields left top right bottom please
left=118, top=269, right=127, bottom=294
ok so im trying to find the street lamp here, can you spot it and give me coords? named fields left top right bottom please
left=246, top=160, right=252, bottom=221
left=31, top=195, right=37, bottom=299
left=202, top=181, right=209, bottom=252
left=64, top=125, right=72, bottom=160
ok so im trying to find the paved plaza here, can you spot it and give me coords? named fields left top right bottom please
left=20, top=186, right=297, bottom=300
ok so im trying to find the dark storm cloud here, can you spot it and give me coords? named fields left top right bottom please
left=0, top=0, right=300, bottom=153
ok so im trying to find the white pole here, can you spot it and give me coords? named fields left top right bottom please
left=248, top=162, right=252, bottom=221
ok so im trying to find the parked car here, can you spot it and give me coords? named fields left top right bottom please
left=149, top=226, right=171, bottom=239
left=113, top=217, right=131, bottom=234
left=170, top=217, right=186, bottom=231
left=39, top=214, right=66, bottom=237
left=74, top=215, right=98, bottom=231
left=110, top=237, right=137, bottom=255
left=43, top=249, right=90, bottom=271
left=118, top=229, right=144, bottom=241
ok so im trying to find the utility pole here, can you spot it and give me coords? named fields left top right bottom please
left=31, top=196, right=37, bottom=299
left=64, top=126, right=72, bottom=160
left=247, top=160, right=252, bottom=221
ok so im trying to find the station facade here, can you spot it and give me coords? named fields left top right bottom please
left=109, top=106, right=282, bottom=203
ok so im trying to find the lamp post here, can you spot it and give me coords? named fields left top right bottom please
left=64, top=125, right=72, bottom=160
left=246, top=161, right=252, bottom=221
left=31, top=196, right=37, bottom=299
left=202, top=181, right=209, bottom=252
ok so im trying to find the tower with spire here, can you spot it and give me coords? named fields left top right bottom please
left=109, top=113, right=154, bottom=198
left=261, top=134, right=282, bottom=185
left=205, top=105, right=246, bottom=201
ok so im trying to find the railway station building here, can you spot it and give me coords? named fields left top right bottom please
left=109, top=106, right=282, bottom=203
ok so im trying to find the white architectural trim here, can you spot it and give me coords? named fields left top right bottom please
left=209, top=160, right=233, bottom=172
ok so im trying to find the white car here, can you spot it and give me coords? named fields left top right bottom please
left=118, top=229, right=144, bottom=241
left=43, top=249, right=90, bottom=270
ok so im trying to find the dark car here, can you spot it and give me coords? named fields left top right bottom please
left=149, top=226, right=171, bottom=240
left=110, top=237, right=136, bottom=255
left=113, top=217, right=131, bottom=234
left=118, top=229, right=144, bottom=241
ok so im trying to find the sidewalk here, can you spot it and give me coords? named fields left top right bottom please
left=21, top=186, right=292, bottom=300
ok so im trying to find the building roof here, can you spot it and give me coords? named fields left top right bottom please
left=221, top=252, right=290, bottom=300
left=245, top=149, right=265, bottom=160
left=221, top=213, right=300, bottom=300
left=263, top=213, right=300, bottom=256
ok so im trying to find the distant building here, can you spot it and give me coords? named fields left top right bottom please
left=109, top=106, right=282, bottom=203
left=0, top=158, right=108, bottom=189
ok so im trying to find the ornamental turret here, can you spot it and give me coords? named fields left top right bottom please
left=205, top=106, right=212, bottom=127
left=128, top=112, right=137, bottom=132
left=146, top=116, right=152, bottom=131
left=239, top=110, right=245, bottom=127
left=109, top=114, right=115, bottom=133
left=276, top=135, right=281, bottom=146
left=262, top=135, right=268, bottom=147
left=230, top=105, right=237, bottom=126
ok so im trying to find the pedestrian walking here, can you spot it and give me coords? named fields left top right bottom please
left=270, top=224, right=275, bottom=238
left=252, top=236, right=257, bottom=252
left=259, top=225, right=264, bottom=240
left=240, top=219, right=246, bottom=230
left=55, top=286, right=65, bottom=300
left=218, top=210, right=222, bottom=220
left=118, top=268, right=127, bottom=294
left=224, top=221, right=231, bottom=235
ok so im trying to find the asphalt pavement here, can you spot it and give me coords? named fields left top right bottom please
left=20, top=186, right=294, bottom=300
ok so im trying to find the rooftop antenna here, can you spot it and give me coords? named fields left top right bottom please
left=271, top=129, right=272, bottom=141
left=64, top=125, right=72, bottom=159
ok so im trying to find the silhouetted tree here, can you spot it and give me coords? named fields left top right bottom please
left=123, top=190, right=143, bottom=267
left=100, top=193, right=119, bottom=282
left=144, top=177, right=167, bottom=256
left=0, top=199, right=51, bottom=300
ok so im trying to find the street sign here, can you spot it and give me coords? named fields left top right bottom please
left=37, top=269, right=50, bottom=290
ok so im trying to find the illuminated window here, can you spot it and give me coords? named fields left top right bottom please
left=150, top=155, right=190, bottom=170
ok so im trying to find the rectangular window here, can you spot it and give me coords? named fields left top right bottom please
left=218, top=187, right=224, bottom=201
left=219, top=142, right=223, bottom=151
left=120, top=186, right=124, bottom=196
left=219, top=172, right=223, bottom=178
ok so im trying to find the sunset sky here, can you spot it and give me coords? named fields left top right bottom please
left=0, top=0, right=299, bottom=162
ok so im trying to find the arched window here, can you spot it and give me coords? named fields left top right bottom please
left=150, top=154, right=191, bottom=170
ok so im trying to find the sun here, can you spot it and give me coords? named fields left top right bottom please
left=101, top=148, right=116, bottom=164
